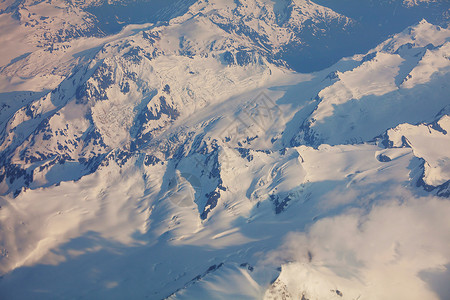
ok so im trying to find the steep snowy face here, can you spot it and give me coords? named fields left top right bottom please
left=385, top=115, right=450, bottom=189
left=0, top=0, right=102, bottom=48
left=0, top=0, right=350, bottom=89
left=0, top=0, right=450, bottom=299
left=173, top=0, right=449, bottom=72
left=1, top=0, right=446, bottom=83
left=176, top=0, right=353, bottom=70
left=0, top=4, right=449, bottom=229
left=0, top=0, right=193, bottom=73
left=0, top=0, right=292, bottom=196
left=0, top=0, right=353, bottom=196
left=291, top=20, right=450, bottom=147
left=182, top=0, right=351, bottom=47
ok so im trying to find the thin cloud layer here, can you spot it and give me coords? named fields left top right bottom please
left=265, top=192, right=450, bottom=300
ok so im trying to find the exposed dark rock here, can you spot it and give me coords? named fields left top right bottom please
left=377, top=154, right=392, bottom=162
left=235, top=50, right=252, bottom=66
left=123, top=46, right=143, bottom=64
left=144, top=155, right=161, bottom=166
left=120, top=81, right=130, bottom=94
left=223, top=51, right=235, bottom=65
left=236, top=147, right=253, bottom=162
left=240, top=263, right=254, bottom=272
left=163, top=84, right=171, bottom=94
left=270, top=194, right=292, bottom=214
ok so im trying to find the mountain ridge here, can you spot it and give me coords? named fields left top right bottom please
left=0, top=1, right=449, bottom=299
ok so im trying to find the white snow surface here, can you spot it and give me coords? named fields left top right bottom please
left=0, top=1, right=450, bottom=299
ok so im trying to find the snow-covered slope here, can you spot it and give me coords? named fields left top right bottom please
left=0, top=0, right=102, bottom=67
left=383, top=114, right=450, bottom=194
left=291, top=20, right=450, bottom=147
left=0, top=0, right=450, bottom=299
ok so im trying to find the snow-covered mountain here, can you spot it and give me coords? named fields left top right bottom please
left=0, top=0, right=449, bottom=299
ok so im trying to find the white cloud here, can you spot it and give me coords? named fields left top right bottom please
left=264, top=193, right=450, bottom=300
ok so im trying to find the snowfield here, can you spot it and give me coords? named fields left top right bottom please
left=0, top=0, right=450, bottom=299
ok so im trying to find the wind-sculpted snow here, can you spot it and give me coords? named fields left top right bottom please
left=0, top=1, right=450, bottom=299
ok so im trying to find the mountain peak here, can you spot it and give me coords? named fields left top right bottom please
left=0, top=1, right=449, bottom=299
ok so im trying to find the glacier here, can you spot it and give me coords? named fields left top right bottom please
left=0, top=0, right=449, bottom=299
